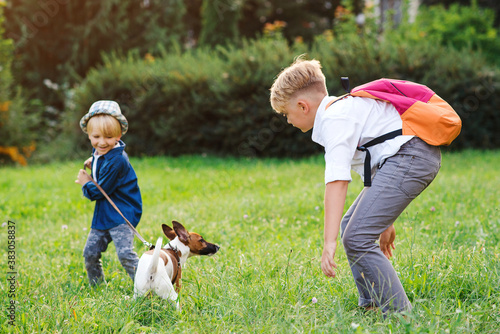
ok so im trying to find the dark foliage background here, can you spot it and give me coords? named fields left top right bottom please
left=67, top=32, right=499, bottom=159
left=1, top=0, right=499, bottom=163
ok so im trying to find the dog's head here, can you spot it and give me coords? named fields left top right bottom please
left=162, top=221, right=220, bottom=256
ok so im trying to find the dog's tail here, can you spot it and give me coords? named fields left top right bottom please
left=147, top=237, right=163, bottom=276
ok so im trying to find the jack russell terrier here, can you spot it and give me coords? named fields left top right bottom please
left=133, top=221, right=219, bottom=309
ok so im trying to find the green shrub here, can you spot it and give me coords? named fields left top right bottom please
left=3, top=0, right=187, bottom=151
left=314, top=28, right=500, bottom=150
left=0, top=4, right=39, bottom=165
left=61, top=30, right=499, bottom=160
left=398, top=3, right=500, bottom=66
left=199, top=0, right=241, bottom=47
left=67, top=39, right=318, bottom=159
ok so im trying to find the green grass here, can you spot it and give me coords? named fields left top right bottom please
left=1, top=150, right=499, bottom=333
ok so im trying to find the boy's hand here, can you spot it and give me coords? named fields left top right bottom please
left=75, top=169, right=92, bottom=186
left=84, top=157, right=92, bottom=169
left=379, top=224, right=396, bottom=259
left=321, top=242, right=338, bottom=278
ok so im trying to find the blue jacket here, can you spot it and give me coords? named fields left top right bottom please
left=82, top=141, right=142, bottom=230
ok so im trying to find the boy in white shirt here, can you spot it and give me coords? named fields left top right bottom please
left=270, top=56, right=441, bottom=314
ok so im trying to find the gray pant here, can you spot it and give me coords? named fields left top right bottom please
left=83, top=223, right=139, bottom=286
left=341, top=137, right=441, bottom=313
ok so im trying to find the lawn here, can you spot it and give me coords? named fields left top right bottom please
left=1, top=150, right=499, bottom=333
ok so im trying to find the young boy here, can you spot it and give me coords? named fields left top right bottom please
left=270, top=57, right=441, bottom=313
left=75, top=100, right=142, bottom=286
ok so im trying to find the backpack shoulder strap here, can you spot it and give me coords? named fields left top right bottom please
left=325, top=93, right=351, bottom=109
left=357, top=129, right=402, bottom=187
left=329, top=77, right=410, bottom=187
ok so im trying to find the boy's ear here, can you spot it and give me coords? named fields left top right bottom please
left=297, top=100, right=310, bottom=114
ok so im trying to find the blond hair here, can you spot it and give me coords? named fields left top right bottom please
left=270, top=56, right=328, bottom=114
left=87, top=114, right=122, bottom=137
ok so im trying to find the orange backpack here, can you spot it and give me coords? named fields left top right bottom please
left=327, top=78, right=462, bottom=186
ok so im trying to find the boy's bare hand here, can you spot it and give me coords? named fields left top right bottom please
left=379, top=224, right=396, bottom=259
left=321, top=242, right=338, bottom=278
left=75, top=169, right=92, bottom=186
left=84, top=157, right=92, bottom=169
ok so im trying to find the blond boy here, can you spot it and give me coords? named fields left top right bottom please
left=75, top=100, right=142, bottom=286
left=270, top=57, right=441, bottom=313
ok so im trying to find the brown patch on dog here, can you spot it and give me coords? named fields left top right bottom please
left=186, top=232, right=219, bottom=256
left=158, top=250, right=170, bottom=266
left=143, top=248, right=181, bottom=289
left=165, top=248, right=182, bottom=291
left=143, top=249, right=170, bottom=266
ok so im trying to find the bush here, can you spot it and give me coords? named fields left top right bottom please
left=312, top=29, right=500, bottom=150
left=3, top=0, right=341, bottom=155
left=59, top=30, right=499, bottom=160
left=199, top=0, right=240, bottom=47
left=66, top=40, right=318, bottom=159
left=422, top=0, right=500, bottom=27
left=399, top=3, right=500, bottom=66
left=3, top=0, right=187, bottom=151
left=0, top=4, right=39, bottom=165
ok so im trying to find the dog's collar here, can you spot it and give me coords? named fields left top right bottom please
left=166, top=243, right=182, bottom=269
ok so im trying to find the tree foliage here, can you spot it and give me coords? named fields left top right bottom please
left=2, top=1, right=500, bottom=164
left=0, top=3, right=38, bottom=164
left=63, top=31, right=499, bottom=161
left=422, top=0, right=500, bottom=26
left=3, top=0, right=186, bottom=107
left=199, top=0, right=241, bottom=46
left=408, top=2, right=500, bottom=65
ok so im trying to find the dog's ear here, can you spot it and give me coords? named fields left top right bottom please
left=172, top=220, right=190, bottom=243
left=162, top=224, right=177, bottom=241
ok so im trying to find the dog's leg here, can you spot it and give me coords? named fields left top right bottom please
left=155, top=275, right=180, bottom=310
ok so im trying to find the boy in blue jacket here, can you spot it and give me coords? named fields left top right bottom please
left=75, top=100, right=142, bottom=286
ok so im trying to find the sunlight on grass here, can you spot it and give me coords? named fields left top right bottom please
left=1, top=151, right=499, bottom=333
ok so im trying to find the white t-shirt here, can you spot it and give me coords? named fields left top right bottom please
left=311, top=95, right=413, bottom=184
left=91, top=142, right=122, bottom=182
